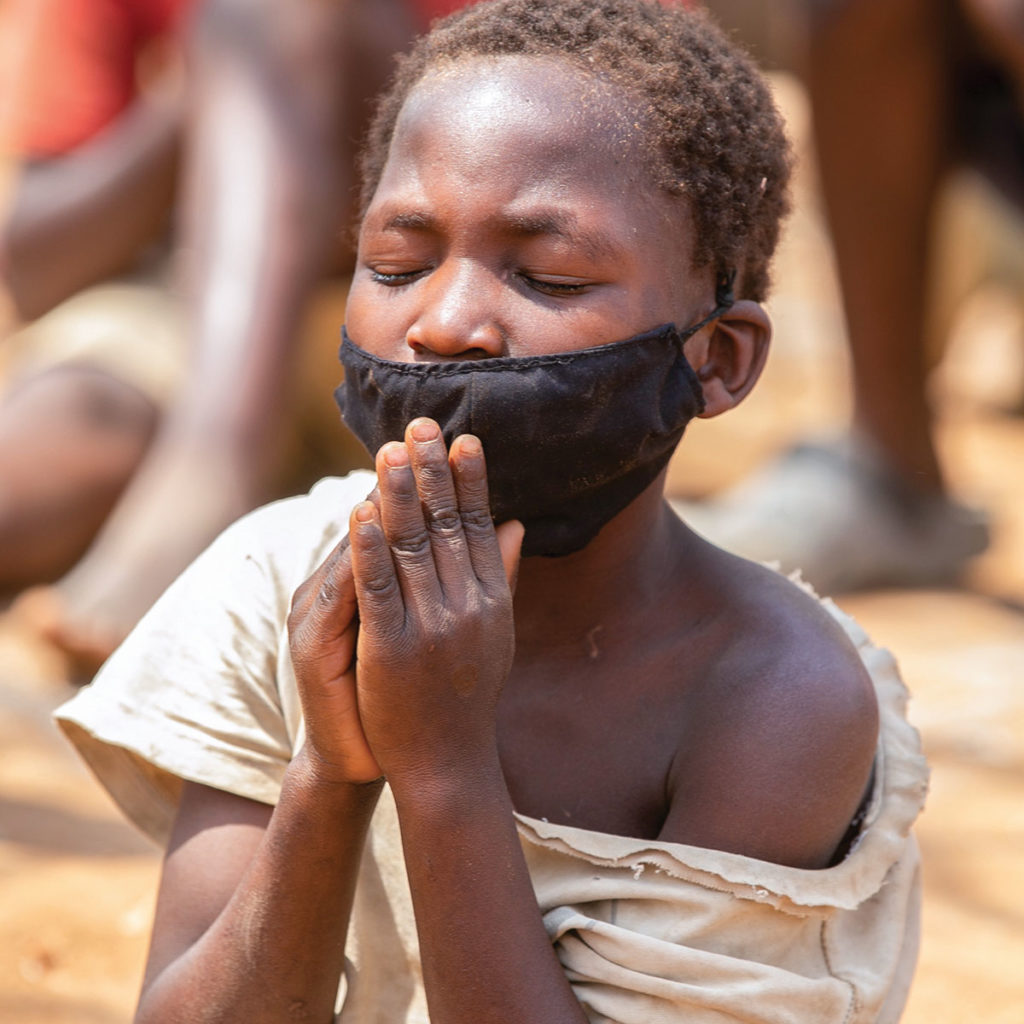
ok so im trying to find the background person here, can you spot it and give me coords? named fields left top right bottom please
left=684, top=0, right=1024, bottom=593
left=0, top=0, right=470, bottom=672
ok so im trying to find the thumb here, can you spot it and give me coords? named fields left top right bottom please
left=495, top=519, right=524, bottom=594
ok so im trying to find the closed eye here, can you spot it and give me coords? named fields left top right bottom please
left=369, top=267, right=430, bottom=286
left=519, top=274, right=591, bottom=297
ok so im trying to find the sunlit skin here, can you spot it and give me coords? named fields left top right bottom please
left=135, top=56, right=880, bottom=1024
left=347, top=60, right=714, bottom=362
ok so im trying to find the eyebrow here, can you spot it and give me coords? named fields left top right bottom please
left=501, top=210, right=624, bottom=262
left=382, top=211, right=435, bottom=232
left=379, top=208, right=624, bottom=263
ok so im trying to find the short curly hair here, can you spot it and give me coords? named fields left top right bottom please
left=358, top=0, right=792, bottom=301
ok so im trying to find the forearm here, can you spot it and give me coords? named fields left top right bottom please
left=170, top=0, right=419, bottom=454
left=392, top=758, right=590, bottom=1024
left=0, top=95, right=181, bottom=320
left=170, top=0, right=356, bottom=454
left=138, top=751, right=382, bottom=1024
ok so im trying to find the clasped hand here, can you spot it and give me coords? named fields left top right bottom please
left=288, top=418, right=523, bottom=786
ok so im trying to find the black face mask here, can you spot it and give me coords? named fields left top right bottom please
left=335, top=297, right=731, bottom=558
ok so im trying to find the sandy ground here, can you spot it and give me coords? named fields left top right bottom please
left=2, top=76, right=1023, bottom=1023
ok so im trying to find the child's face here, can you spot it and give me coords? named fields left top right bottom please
left=346, top=56, right=712, bottom=359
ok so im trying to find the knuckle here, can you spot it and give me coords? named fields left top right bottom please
left=415, top=468, right=452, bottom=499
left=291, top=578, right=313, bottom=606
left=390, top=527, right=432, bottom=558
left=459, top=506, right=494, bottom=533
left=286, top=601, right=307, bottom=637
left=426, top=504, right=462, bottom=534
left=315, top=575, right=339, bottom=607
left=416, top=459, right=451, bottom=490
left=287, top=581, right=320, bottom=633
left=443, top=595, right=483, bottom=632
left=287, top=616, right=316, bottom=660
left=289, top=575, right=317, bottom=610
left=359, top=569, right=401, bottom=598
left=286, top=616, right=304, bottom=651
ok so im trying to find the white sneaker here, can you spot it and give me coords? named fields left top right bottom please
left=673, top=438, right=990, bottom=594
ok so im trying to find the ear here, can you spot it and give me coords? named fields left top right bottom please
left=685, top=300, right=771, bottom=419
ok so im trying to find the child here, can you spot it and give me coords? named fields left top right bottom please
left=56, top=2, right=928, bottom=1021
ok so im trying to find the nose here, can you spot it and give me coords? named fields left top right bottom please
left=405, top=258, right=507, bottom=359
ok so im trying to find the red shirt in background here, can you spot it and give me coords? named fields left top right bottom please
left=1, top=0, right=694, bottom=159
left=411, top=0, right=477, bottom=24
left=0, top=0, right=195, bottom=159
left=409, top=0, right=690, bottom=28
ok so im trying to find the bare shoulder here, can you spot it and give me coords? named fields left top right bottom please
left=660, top=549, right=880, bottom=869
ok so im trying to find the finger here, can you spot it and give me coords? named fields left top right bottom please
left=376, top=441, right=443, bottom=606
left=348, top=500, right=405, bottom=638
left=297, top=617, right=382, bottom=786
left=287, top=546, right=360, bottom=697
left=449, top=434, right=507, bottom=589
left=288, top=475, right=377, bottom=624
left=406, top=418, right=472, bottom=594
left=288, top=536, right=356, bottom=647
left=495, top=519, right=525, bottom=594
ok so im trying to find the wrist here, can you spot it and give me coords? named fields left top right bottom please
left=290, top=743, right=386, bottom=795
left=388, top=749, right=508, bottom=817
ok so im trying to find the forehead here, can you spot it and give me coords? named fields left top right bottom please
left=365, top=55, right=698, bottom=273
left=377, top=55, right=667, bottom=207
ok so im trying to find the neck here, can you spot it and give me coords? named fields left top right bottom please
left=511, top=475, right=695, bottom=659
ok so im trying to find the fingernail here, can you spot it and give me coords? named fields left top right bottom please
left=409, top=418, right=439, bottom=443
left=459, top=435, right=482, bottom=456
left=354, top=501, right=375, bottom=523
left=382, top=443, right=409, bottom=468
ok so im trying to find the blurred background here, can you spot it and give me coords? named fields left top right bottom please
left=1, top=0, right=1023, bottom=1021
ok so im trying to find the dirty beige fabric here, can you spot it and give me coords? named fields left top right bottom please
left=55, top=473, right=928, bottom=1024
left=0, top=277, right=187, bottom=408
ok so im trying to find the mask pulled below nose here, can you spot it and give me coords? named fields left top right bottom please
left=335, top=317, right=716, bottom=557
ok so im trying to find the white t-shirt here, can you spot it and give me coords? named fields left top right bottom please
left=56, top=473, right=929, bottom=1024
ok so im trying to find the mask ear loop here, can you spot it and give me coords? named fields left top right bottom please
left=678, top=268, right=737, bottom=341
left=715, top=268, right=737, bottom=308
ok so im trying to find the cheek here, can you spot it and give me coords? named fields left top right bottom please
left=343, top=276, right=406, bottom=357
left=552, top=286, right=677, bottom=352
